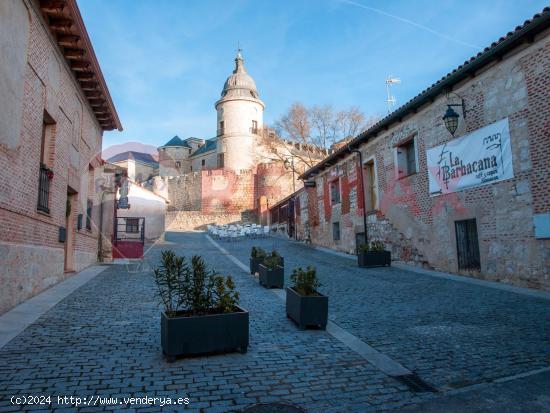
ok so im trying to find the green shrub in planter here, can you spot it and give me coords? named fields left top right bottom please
left=270, top=249, right=284, bottom=266
left=250, top=246, right=267, bottom=275
left=358, top=241, right=391, bottom=267
left=258, top=253, right=284, bottom=288
left=286, top=266, right=327, bottom=330
left=153, top=250, right=248, bottom=361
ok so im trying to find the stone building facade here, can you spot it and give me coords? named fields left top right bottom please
left=293, top=10, right=549, bottom=290
left=0, top=0, right=121, bottom=314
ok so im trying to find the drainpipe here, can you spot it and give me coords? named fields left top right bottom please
left=346, top=142, right=368, bottom=249
left=98, top=189, right=107, bottom=262
left=98, top=186, right=115, bottom=262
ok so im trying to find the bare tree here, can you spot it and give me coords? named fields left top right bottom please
left=274, top=102, right=310, bottom=143
left=336, top=106, right=366, bottom=141
left=258, top=102, right=378, bottom=179
left=274, top=102, right=376, bottom=148
left=310, top=105, right=337, bottom=149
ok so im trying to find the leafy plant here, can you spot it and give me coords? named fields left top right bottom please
left=358, top=241, right=386, bottom=253
left=153, top=250, right=187, bottom=317
left=153, top=250, right=240, bottom=317
left=290, top=266, right=321, bottom=296
left=214, top=275, right=240, bottom=313
left=263, top=254, right=281, bottom=270
left=251, top=246, right=267, bottom=259
left=370, top=241, right=386, bottom=252
left=271, top=249, right=281, bottom=258
left=358, top=243, right=370, bottom=253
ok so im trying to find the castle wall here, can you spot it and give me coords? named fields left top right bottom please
left=166, top=211, right=243, bottom=231
left=256, top=162, right=302, bottom=207
left=201, top=169, right=255, bottom=214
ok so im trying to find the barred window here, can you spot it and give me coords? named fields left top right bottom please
left=126, top=218, right=140, bottom=233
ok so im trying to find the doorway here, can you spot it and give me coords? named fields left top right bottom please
left=455, top=218, right=481, bottom=270
left=64, top=188, right=77, bottom=272
left=364, top=160, right=376, bottom=212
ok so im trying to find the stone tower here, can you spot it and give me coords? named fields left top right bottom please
left=158, top=135, right=192, bottom=176
left=215, top=51, right=264, bottom=171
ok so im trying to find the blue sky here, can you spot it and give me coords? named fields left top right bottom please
left=77, top=0, right=547, bottom=149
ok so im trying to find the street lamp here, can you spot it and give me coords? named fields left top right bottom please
left=442, top=105, right=460, bottom=137
left=284, top=157, right=297, bottom=239
left=283, top=157, right=296, bottom=193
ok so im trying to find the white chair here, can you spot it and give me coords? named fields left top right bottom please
left=217, top=229, right=228, bottom=241
left=263, top=226, right=270, bottom=237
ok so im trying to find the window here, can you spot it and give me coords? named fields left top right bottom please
left=219, top=121, right=224, bottom=135
left=175, top=161, right=181, bottom=169
left=86, top=199, right=93, bottom=230
left=201, top=159, right=206, bottom=168
left=125, top=218, right=140, bottom=234
left=333, top=222, right=340, bottom=241
left=218, top=153, right=224, bottom=168
left=455, top=219, right=481, bottom=270
left=37, top=112, right=55, bottom=213
left=330, top=179, right=341, bottom=204
left=86, top=165, right=94, bottom=230
left=396, top=138, right=417, bottom=178
left=251, top=120, right=258, bottom=134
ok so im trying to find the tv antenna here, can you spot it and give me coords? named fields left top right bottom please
left=386, top=76, right=401, bottom=113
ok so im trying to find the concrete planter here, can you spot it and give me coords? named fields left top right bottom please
left=161, top=306, right=249, bottom=361
left=258, top=263, right=284, bottom=288
left=286, top=287, right=328, bottom=330
left=249, top=257, right=264, bottom=275
left=358, top=251, right=391, bottom=267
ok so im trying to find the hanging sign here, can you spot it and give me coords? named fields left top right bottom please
left=427, top=118, right=514, bottom=196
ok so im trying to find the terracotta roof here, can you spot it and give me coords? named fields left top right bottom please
left=300, top=7, right=550, bottom=180
left=38, top=0, right=122, bottom=131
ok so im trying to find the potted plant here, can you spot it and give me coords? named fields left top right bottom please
left=286, top=266, right=327, bottom=330
left=250, top=246, right=267, bottom=275
left=153, top=250, right=248, bottom=362
left=258, top=252, right=284, bottom=288
left=40, top=163, right=54, bottom=179
left=357, top=240, right=391, bottom=267
left=270, top=249, right=284, bottom=266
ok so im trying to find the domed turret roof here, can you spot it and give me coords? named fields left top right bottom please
left=216, top=51, right=264, bottom=108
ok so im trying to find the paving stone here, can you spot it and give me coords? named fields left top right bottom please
left=1, top=232, right=548, bottom=412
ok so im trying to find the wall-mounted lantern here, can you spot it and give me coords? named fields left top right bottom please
left=443, top=105, right=460, bottom=136
left=442, top=92, right=466, bottom=137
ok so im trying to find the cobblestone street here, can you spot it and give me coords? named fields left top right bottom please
left=1, top=231, right=549, bottom=412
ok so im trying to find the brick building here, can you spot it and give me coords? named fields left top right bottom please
left=291, top=9, right=549, bottom=290
left=0, top=0, right=121, bottom=314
